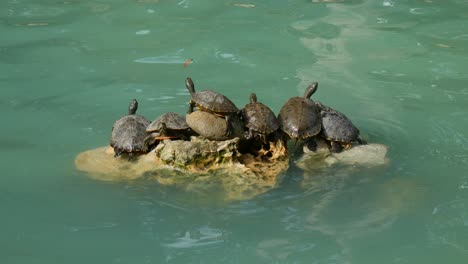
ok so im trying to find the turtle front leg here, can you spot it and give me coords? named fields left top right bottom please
left=188, top=100, right=195, bottom=114
left=329, top=141, right=343, bottom=153
left=304, top=138, right=317, bottom=152
left=183, top=128, right=195, bottom=140
left=277, top=130, right=289, bottom=144
left=244, top=128, right=254, bottom=140
left=143, top=134, right=158, bottom=152
left=225, top=115, right=233, bottom=137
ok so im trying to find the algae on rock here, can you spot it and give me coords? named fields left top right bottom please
left=75, top=136, right=289, bottom=201
left=75, top=133, right=390, bottom=201
left=155, top=137, right=241, bottom=171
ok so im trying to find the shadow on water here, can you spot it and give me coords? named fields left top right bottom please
left=0, top=138, right=35, bottom=151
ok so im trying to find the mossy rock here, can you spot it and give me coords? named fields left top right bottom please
left=75, top=137, right=289, bottom=201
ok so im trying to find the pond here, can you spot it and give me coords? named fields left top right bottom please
left=1, top=0, right=468, bottom=263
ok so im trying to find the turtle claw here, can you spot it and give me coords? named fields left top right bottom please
left=243, top=131, right=251, bottom=140
left=114, top=148, right=123, bottom=158
left=225, top=127, right=233, bottom=137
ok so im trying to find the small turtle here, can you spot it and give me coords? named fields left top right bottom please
left=110, top=99, right=150, bottom=158
left=241, top=93, right=279, bottom=142
left=315, top=101, right=365, bottom=153
left=277, top=82, right=322, bottom=150
left=143, top=112, right=193, bottom=150
left=185, top=77, right=239, bottom=136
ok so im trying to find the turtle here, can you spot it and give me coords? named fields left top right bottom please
left=186, top=110, right=244, bottom=141
left=241, top=93, right=279, bottom=142
left=143, top=112, right=193, bottom=150
left=110, top=99, right=150, bottom=159
left=277, top=82, right=322, bottom=151
left=185, top=77, right=239, bottom=136
left=186, top=111, right=228, bottom=141
left=315, top=101, right=365, bottom=153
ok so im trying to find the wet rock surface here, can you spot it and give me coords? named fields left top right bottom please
left=75, top=136, right=289, bottom=201
left=296, top=138, right=388, bottom=171
left=75, top=135, right=388, bottom=201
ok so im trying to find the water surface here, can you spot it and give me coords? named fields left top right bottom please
left=2, top=0, right=468, bottom=263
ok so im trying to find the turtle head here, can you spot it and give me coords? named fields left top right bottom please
left=128, top=99, right=138, bottom=115
left=249, top=93, right=257, bottom=104
left=304, top=82, right=318, bottom=98
left=185, top=77, right=195, bottom=94
left=160, top=122, right=167, bottom=135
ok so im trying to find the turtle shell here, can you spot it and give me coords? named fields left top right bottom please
left=186, top=111, right=228, bottom=141
left=110, top=114, right=150, bottom=153
left=316, top=101, right=360, bottom=143
left=278, top=97, right=321, bottom=139
left=146, top=112, right=189, bottom=132
left=186, top=111, right=244, bottom=141
left=192, top=90, right=238, bottom=114
left=242, top=98, right=279, bottom=135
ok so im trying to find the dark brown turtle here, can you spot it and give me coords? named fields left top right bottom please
left=277, top=82, right=322, bottom=150
left=241, top=93, right=279, bottom=142
left=143, top=112, right=193, bottom=150
left=110, top=99, right=150, bottom=159
left=315, top=101, right=365, bottom=153
left=185, top=77, right=239, bottom=136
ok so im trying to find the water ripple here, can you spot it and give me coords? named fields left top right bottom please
left=364, top=114, right=409, bottom=143
left=429, top=119, right=468, bottom=151
left=134, top=55, right=185, bottom=64
left=222, top=201, right=267, bottom=215
left=428, top=199, right=468, bottom=253
left=177, top=0, right=191, bottom=9
left=165, top=226, right=225, bottom=249
left=409, top=7, right=441, bottom=15
left=68, top=222, right=119, bottom=232
left=214, top=50, right=241, bottom=64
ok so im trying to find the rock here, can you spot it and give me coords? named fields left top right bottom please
left=155, top=137, right=240, bottom=171
left=325, top=144, right=388, bottom=166
left=75, top=137, right=289, bottom=201
left=238, top=139, right=289, bottom=179
left=75, top=124, right=390, bottom=201
left=296, top=139, right=389, bottom=171
left=304, top=176, right=426, bottom=251
left=255, top=177, right=425, bottom=263
left=295, top=139, right=389, bottom=192
left=74, top=146, right=160, bottom=181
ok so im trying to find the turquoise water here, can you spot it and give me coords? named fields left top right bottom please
left=2, top=0, right=468, bottom=263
